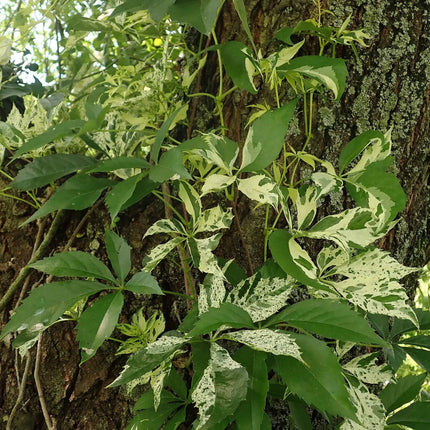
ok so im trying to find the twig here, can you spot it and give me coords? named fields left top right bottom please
left=6, top=352, right=32, bottom=430
left=34, top=333, right=55, bottom=430
left=0, top=210, right=65, bottom=313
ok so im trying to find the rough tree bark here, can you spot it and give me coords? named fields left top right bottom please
left=0, top=0, right=429, bottom=429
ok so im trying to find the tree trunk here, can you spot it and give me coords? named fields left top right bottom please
left=1, top=0, right=429, bottom=428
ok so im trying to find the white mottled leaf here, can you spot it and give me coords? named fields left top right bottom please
left=189, top=234, right=224, bottom=279
left=179, top=181, right=201, bottom=222
left=198, top=275, right=226, bottom=315
left=201, top=174, right=236, bottom=195
left=150, top=360, right=172, bottom=411
left=341, top=377, right=385, bottom=430
left=227, top=273, right=295, bottom=322
left=142, top=237, right=185, bottom=272
left=237, top=175, right=279, bottom=208
left=333, top=248, right=419, bottom=326
left=343, top=353, right=392, bottom=385
left=317, top=246, right=349, bottom=276
left=144, top=219, right=186, bottom=238
left=290, top=185, right=318, bottom=230
left=227, top=329, right=302, bottom=362
left=194, top=206, right=233, bottom=234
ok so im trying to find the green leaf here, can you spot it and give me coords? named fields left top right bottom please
left=228, top=329, right=302, bottom=362
left=273, top=333, right=357, bottom=421
left=287, top=396, right=312, bottom=430
left=220, top=41, right=257, bottom=94
left=87, top=156, right=150, bottom=173
left=21, top=174, right=114, bottom=226
left=12, top=154, right=97, bottom=190
left=166, top=368, right=188, bottom=400
left=379, top=373, right=427, bottom=414
left=400, top=334, right=430, bottom=349
left=152, top=104, right=188, bottom=163
left=191, top=343, right=248, bottom=429
left=163, top=407, right=186, bottom=430
left=189, top=303, right=254, bottom=336
left=233, top=347, right=268, bottom=430
left=105, top=174, right=145, bottom=221
left=109, top=332, right=186, bottom=387
left=386, top=402, right=430, bottom=430
left=13, top=119, right=86, bottom=158
left=269, top=229, right=332, bottom=292
left=125, top=271, right=164, bottom=295
left=266, top=299, right=386, bottom=346
left=390, top=309, right=430, bottom=340
left=279, top=56, right=348, bottom=100
left=402, top=347, right=430, bottom=372
left=178, top=181, right=201, bottom=222
left=149, top=148, right=191, bottom=183
left=112, top=0, right=176, bottom=21
left=118, top=177, right=158, bottom=213
left=0, top=280, right=106, bottom=340
left=338, top=130, right=385, bottom=174
left=240, top=99, right=298, bottom=172
left=232, top=0, right=256, bottom=52
left=104, top=229, right=131, bottom=282
left=77, top=292, right=124, bottom=363
left=168, top=0, right=222, bottom=35
left=29, top=251, right=116, bottom=283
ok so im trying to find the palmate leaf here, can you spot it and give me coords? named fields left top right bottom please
left=332, top=248, right=419, bottom=325
left=0, top=280, right=106, bottom=339
left=220, top=41, right=257, bottom=94
left=109, top=332, right=186, bottom=387
left=274, top=333, right=357, bottom=421
left=340, top=376, right=385, bottom=430
left=77, top=291, right=124, bottom=363
left=240, top=99, right=298, bottom=173
left=104, top=229, right=131, bottom=282
left=266, top=299, right=386, bottom=346
left=233, top=347, right=268, bottom=430
left=379, top=373, right=427, bottom=414
left=21, top=174, right=114, bottom=226
left=386, top=402, right=430, bottom=430
left=401, top=347, right=430, bottom=372
left=12, top=154, right=97, bottom=190
left=191, top=343, right=248, bottom=430
left=125, top=271, right=164, bottom=295
left=149, top=147, right=191, bottom=183
left=29, top=251, right=116, bottom=283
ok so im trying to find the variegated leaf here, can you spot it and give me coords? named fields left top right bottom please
left=290, top=185, right=318, bottom=230
left=189, top=234, right=224, bottom=279
left=198, top=275, right=226, bottom=315
left=227, top=273, right=295, bottom=322
left=144, top=219, right=186, bottom=238
left=142, top=237, right=185, bottom=272
left=179, top=181, right=201, bottom=222
left=317, top=246, right=349, bottom=276
left=194, top=206, right=233, bottom=234
left=192, top=343, right=247, bottom=429
left=227, top=329, right=303, bottom=362
left=341, top=377, right=385, bottom=430
left=201, top=174, right=236, bottom=196
left=237, top=175, right=279, bottom=208
left=333, top=248, right=419, bottom=326
left=343, top=353, right=392, bottom=384
left=150, top=360, right=172, bottom=410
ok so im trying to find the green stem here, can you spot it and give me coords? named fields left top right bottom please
left=0, top=192, right=39, bottom=209
left=152, top=191, right=188, bottom=225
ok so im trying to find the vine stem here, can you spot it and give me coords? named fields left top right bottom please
left=0, top=210, right=65, bottom=313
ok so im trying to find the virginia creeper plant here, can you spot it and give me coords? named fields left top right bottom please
left=1, top=1, right=430, bottom=429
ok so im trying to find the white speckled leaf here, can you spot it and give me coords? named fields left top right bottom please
left=198, top=275, right=226, bottom=315
left=179, top=181, right=201, bottom=222
left=192, top=343, right=247, bottom=429
left=194, top=206, right=233, bottom=234
left=228, top=329, right=302, bottom=362
left=142, top=236, right=185, bottom=272
left=341, top=377, right=385, bottom=430
left=317, top=246, right=349, bottom=276
left=237, top=175, right=279, bottom=208
left=144, top=219, right=186, bottom=238
left=190, top=234, right=224, bottom=279
left=201, top=174, right=236, bottom=195
left=290, top=185, right=318, bottom=230
left=333, top=248, right=418, bottom=326
left=227, top=273, right=295, bottom=322
left=150, top=360, right=172, bottom=410
left=343, top=353, right=392, bottom=384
